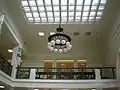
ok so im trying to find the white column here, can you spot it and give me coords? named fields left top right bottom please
left=0, top=14, right=5, bottom=35
left=53, top=59, right=56, bottom=79
left=11, top=45, right=22, bottom=78
left=30, top=69, right=36, bottom=79
left=11, top=67, right=17, bottom=79
left=73, top=60, right=78, bottom=79
left=95, top=69, right=101, bottom=79
left=116, top=48, right=120, bottom=80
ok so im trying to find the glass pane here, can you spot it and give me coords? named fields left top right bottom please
left=54, top=6, right=59, bottom=11
left=83, top=6, right=90, bottom=11
left=69, top=0, right=75, bottom=5
left=45, top=0, right=51, bottom=5
left=98, top=5, right=104, bottom=10
left=61, top=12, right=67, bottom=17
left=26, top=12, right=32, bottom=17
left=76, top=6, right=82, bottom=11
left=76, top=12, right=81, bottom=16
left=61, top=6, right=67, bottom=11
left=37, top=0, right=44, bottom=6
left=75, top=17, right=80, bottom=19
left=35, top=18, right=40, bottom=22
left=82, top=17, right=88, bottom=19
left=29, top=1, right=36, bottom=6
left=40, top=12, right=46, bottom=17
left=41, top=18, right=47, bottom=22
left=31, top=7, right=37, bottom=11
left=21, top=1, right=28, bottom=6
left=23, top=7, right=30, bottom=12
left=96, top=16, right=101, bottom=19
left=53, top=0, right=59, bottom=5
left=47, top=12, right=53, bottom=17
left=91, top=6, right=97, bottom=10
left=33, top=12, right=39, bottom=17
left=76, top=0, right=83, bottom=5
left=69, top=12, right=74, bottom=16
left=69, top=6, right=74, bottom=11
left=54, top=12, right=60, bottom=17
left=97, top=11, right=103, bottom=16
left=89, top=17, right=94, bottom=19
left=82, top=12, right=89, bottom=16
left=92, top=0, right=99, bottom=5
left=90, top=11, right=96, bottom=16
left=55, top=17, right=60, bottom=22
left=28, top=18, right=33, bottom=21
left=46, top=6, right=52, bottom=11
left=84, top=0, right=91, bottom=5
left=38, top=7, right=45, bottom=11
left=61, top=0, right=67, bottom=5
left=101, top=0, right=106, bottom=4
left=62, top=17, right=67, bottom=22
left=48, top=18, right=53, bottom=22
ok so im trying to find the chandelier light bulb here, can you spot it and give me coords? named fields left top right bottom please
left=56, top=39, right=60, bottom=44
left=48, top=43, right=51, bottom=47
left=59, top=49, right=63, bottom=53
left=61, top=40, right=66, bottom=44
left=50, top=47, right=54, bottom=51
left=63, top=48, right=67, bottom=52
left=67, top=45, right=72, bottom=50
left=50, top=40, right=55, bottom=45
left=66, top=42, right=70, bottom=46
left=54, top=48, right=58, bottom=52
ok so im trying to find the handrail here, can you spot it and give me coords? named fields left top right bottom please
left=16, top=67, right=116, bottom=80
left=0, top=54, right=12, bottom=76
left=17, top=67, right=116, bottom=69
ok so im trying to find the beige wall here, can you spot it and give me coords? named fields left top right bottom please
left=104, top=10, right=120, bottom=66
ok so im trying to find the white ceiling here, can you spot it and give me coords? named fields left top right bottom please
left=0, top=0, right=119, bottom=64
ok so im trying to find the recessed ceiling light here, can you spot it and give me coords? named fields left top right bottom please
left=61, top=64, right=65, bottom=66
left=38, top=32, right=44, bottom=36
left=34, top=89, right=39, bottom=90
left=77, top=60, right=86, bottom=62
left=0, top=86, right=5, bottom=88
left=92, top=89, right=96, bottom=90
left=50, top=32, right=56, bottom=35
left=8, top=49, right=13, bottom=52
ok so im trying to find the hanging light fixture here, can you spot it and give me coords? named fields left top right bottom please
left=48, top=24, right=72, bottom=53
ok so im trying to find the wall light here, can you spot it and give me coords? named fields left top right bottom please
left=0, top=86, right=5, bottom=88
left=38, top=32, right=44, bottom=36
left=8, top=49, right=13, bottom=52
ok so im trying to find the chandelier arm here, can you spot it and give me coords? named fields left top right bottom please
left=48, top=33, right=71, bottom=42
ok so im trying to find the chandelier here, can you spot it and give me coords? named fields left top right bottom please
left=48, top=24, right=72, bottom=53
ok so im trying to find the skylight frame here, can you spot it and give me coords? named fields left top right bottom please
left=20, top=0, right=107, bottom=24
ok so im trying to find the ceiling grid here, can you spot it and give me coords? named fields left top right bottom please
left=20, top=0, right=107, bottom=24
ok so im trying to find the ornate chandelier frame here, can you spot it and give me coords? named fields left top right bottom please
left=47, top=24, right=72, bottom=53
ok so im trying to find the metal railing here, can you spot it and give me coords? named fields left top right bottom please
left=16, top=67, right=116, bottom=79
left=0, top=55, right=12, bottom=76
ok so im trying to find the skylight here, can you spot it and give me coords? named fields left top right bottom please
left=21, top=0, right=107, bottom=24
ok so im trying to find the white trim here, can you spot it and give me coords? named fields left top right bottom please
left=0, top=70, right=119, bottom=88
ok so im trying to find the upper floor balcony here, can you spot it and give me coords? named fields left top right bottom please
left=0, top=55, right=119, bottom=89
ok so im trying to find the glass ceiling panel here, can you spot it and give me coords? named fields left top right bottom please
left=21, top=0, right=107, bottom=24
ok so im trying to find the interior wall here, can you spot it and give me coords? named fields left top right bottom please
left=104, top=10, right=120, bottom=66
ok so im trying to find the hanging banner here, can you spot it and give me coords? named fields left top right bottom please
left=0, top=14, right=5, bottom=34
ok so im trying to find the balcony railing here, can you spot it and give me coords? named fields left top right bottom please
left=0, top=55, right=12, bottom=76
left=16, top=67, right=116, bottom=80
